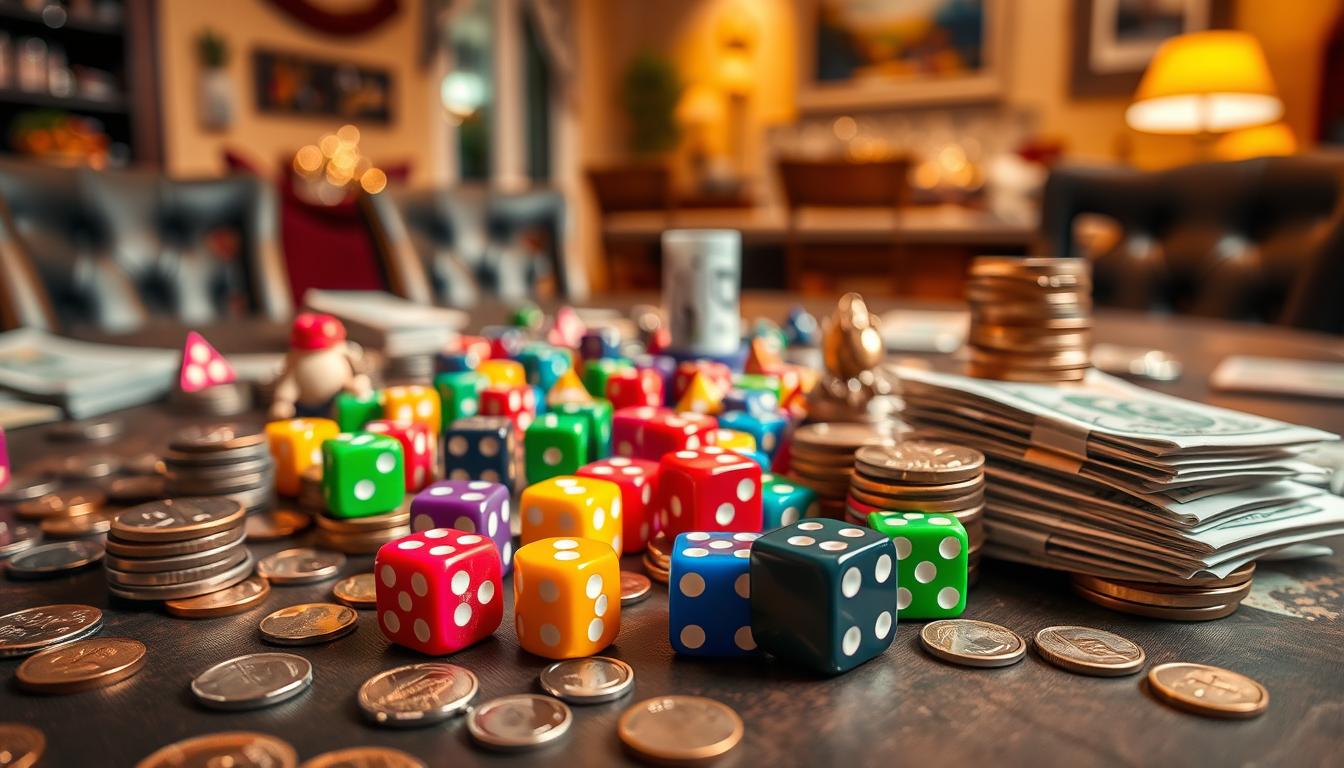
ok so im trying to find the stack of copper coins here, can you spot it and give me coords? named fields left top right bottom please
left=298, top=465, right=411, bottom=554
left=844, top=442, right=986, bottom=584
left=642, top=531, right=670, bottom=584
left=965, top=257, right=1092, bottom=382
left=788, top=422, right=893, bottom=519
left=1069, top=563, right=1255, bottom=621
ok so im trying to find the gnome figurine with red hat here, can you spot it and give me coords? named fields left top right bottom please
left=269, top=312, right=373, bottom=419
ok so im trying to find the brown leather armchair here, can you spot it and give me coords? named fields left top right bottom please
left=0, top=157, right=291, bottom=333
left=1041, top=155, right=1344, bottom=333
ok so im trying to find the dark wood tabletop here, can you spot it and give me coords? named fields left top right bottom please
left=4, top=294, right=1343, bottom=767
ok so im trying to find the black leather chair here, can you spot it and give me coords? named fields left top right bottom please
left=0, top=157, right=290, bottom=333
left=1041, top=155, right=1344, bottom=333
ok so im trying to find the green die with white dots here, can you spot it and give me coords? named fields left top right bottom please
left=553, top=399, right=613, bottom=459
left=761, top=472, right=819, bottom=530
left=524, top=412, right=589, bottom=484
left=434, top=371, right=484, bottom=430
left=322, top=432, right=406, bottom=518
left=867, top=511, right=968, bottom=619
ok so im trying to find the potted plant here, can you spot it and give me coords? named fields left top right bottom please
left=196, top=28, right=234, bottom=131
left=621, top=52, right=682, bottom=156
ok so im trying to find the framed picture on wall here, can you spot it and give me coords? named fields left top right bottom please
left=798, top=0, right=1008, bottom=112
left=253, top=49, right=394, bottom=124
left=1070, top=0, right=1232, bottom=98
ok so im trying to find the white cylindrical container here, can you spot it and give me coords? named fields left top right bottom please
left=661, top=229, right=742, bottom=356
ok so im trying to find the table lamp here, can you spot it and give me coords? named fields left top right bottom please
left=1125, top=31, right=1282, bottom=140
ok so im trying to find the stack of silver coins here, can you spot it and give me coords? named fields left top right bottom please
left=105, top=497, right=253, bottom=601
left=787, top=422, right=893, bottom=519
left=163, top=424, right=275, bottom=516
left=168, top=382, right=254, bottom=417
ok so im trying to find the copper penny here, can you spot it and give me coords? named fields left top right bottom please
left=0, top=723, right=44, bottom=768
left=165, top=575, right=272, bottom=619
left=245, top=509, right=312, bottom=542
left=135, top=732, right=297, bottom=768
left=111, top=498, right=245, bottom=542
left=332, top=573, right=377, bottom=609
left=854, top=442, right=984, bottom=484
left=259, top=603, right=358, bottom=645
left=1147, top=662, right=1269, bottom=719
left=299, top=748, right=426, bottom=768
left=17, top=637, right=146, bottom=693
left=14, top=489, right=106, bottom=520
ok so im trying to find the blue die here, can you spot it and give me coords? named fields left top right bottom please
left=784, top=306, right=819, bottom=346
left=761, top=472, right=819, bottom=529
left=516, top=344, right=570, bottom=392
left=719, top=410, right=789, bottom=457
left=737, top=450, right=771, bottom=471
left=669, top=532, right=760, bottom=656
left=722, top=387, right=779, bottom=417
left=579, top=327, right=622, bottom=360
left=434, top=352, right=477, bottom=374
left=750, top=519, right=898, bottom=674
left=443, top=416, right=517, bottom=490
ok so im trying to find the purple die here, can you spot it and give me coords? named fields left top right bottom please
left=0, top=427, right=8, bottom=489
left=410, top=479, right=514, bottom=572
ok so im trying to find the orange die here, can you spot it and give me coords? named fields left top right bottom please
left=383, top=385, right=442, bottom=434
left=519, top=475, right=623, bottom=554
left=513, top=536, right=621, bottom=659
left=265, top=417, right=339, bottom=496
left=477, top=360, right=526, bottom=388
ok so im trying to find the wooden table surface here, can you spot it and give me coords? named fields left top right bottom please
left=3, top=295, right=1343, bottom=767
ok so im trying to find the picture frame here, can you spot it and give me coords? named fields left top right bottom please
left=252, top=49, right=395, bottom=124
left=1070, top=0, right=1231, bottom=98
left=797, top=0, right=1009, bottom=113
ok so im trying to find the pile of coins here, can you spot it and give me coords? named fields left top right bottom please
left=104, top=498, right=253, bottom=601
left=788, top=422, right=893, bottom=518
left=642, top=531, right=671, bottom=583
left=806, top=293, right=902, bottom=427
left=13, top=487, right=117, bottom=541
left=845, top=441, right=986, bottom=583
left=1069, top=562, right=1255, bottom=621
left=964, top=256, right=1092, bottom=382
left=292, top=464, right=411, bottom=553
left=163, top=424, right=275, bottom=516
left=169, top=381, right=253, bottom=416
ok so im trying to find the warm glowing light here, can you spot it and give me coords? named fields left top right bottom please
left=360, top=167, right=388, bottom=194
left=1127, top=31, right=1282, bottom=135
left=336, top=124, right=361, bottom=145
left=832, top=116, right=858, bottom=142
left=294, top=145, right=323, bottom=174
left=318, top=134, right=340, bottom=157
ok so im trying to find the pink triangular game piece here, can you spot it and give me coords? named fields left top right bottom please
left=179, top=331, right=236, bottom=392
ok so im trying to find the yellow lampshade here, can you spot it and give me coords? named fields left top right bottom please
left=1213, top=122, right=1298, bottom=160
left=1126, top=31, right=1282, bottom=135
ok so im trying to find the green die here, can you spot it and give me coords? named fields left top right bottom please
left=868, top=511, right=968, bottom=619
left=553, top=399, right=613, bottom=459
left=524, top=412, right=589, bottom=484
left=733, top=373, right=781, bottom=399
left=434, top=371, right=484, bottom=429
left=332, top=390, right=383, bottom=432
left=581, top=359, right=632, bottom=400
left=761, top=472, right=819, bottom=529
left=321, top=433, right=405, bottom=518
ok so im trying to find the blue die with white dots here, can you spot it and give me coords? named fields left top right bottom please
left=722, top=388, right=779, bottom=417
left=443, top=416, right=517, bottom=490
left=668, top=531, right=760, bottom=657
left=516, top=344, right=570, bottom=393
left=718, top=410, right=789, bottom=458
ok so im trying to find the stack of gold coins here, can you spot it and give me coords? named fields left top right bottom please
left=1069, top=563, right=1255, bottom=621
left=642, top=531, right=670, bottom=584
left=788, top=422, right=893, bottom=519
left=965, top=257, right=1092, bottom=382
left=845, top=441, right=986, bottom=584
left=314, top=502, right=412, bottom=554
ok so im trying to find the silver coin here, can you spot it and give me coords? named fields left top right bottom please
left=104, top=524, right=244, bottom=558
left=0, top=518, right=43, bottom=558
left=258, top=603, right=358, bottom=646
left=106, top=547, right=249, bottom=587
left=163, top=456, right=273, bottom=477
left=0, top=604, right=103, bottom=657
left=108, top=550, right=254, bottom=601
left=0, top=474, right=61, bottom=504
left=191, top=652, right=313, bottom=710
left=467, top=694, right=572, bottom=751
left=358, top=663, right=479, bottom=727
left=104, top=538, right=246, bottom=573
left=920, top=619, right=1026, bottom=668
left=539, top=657, right=635, bottom=704
left=1034, top=626, right=1146, bottom=677
left=111, top=497, right=244, bottom=542
left=47, top=417, right=123, bottom=443
left=6, top=540, right=104, bottom=579
left=257, top=548, right=345, bottom=584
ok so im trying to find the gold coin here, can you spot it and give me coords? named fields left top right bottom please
left=333, top=573, right=378, bottom=608
left=1033, top=626, right=1145, bottom=677
left=1071, top=574, right=1253, bottom=609
left=1070, top=583, right=1240, bottom=621
left=165, top=575, right=271, bottom=619
left=245, top=509, right=312, bottom=541
left=135, top=732, right=298, bottom=768
left=618, top=695, right=743, bottom=764
left=17, top=637, right=146, bottom=693
left=0, top=723, right=44, bottom=768
left=299, top=747, right=426, bottom=768
left=15, top=489, right=106, bottom=520
left=259, top=603, right=358, bottom=646
left=1147, top=662, right=1268, bottom=719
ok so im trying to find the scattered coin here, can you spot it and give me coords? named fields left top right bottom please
left=40, top=510, right=116, bottom=539
left=47, top=418, right=123, bottom=443
left=135, top=732, right=298, bottom=768
left=467, top=694, right=573, bottom=751
left=0, top=723, right=44, bottom=768
left=358, top=663, right=479, bottom=727
left=1147, top=662, right=1269, bottom=719
left=617, top=695, right=744, bottom=764
left=15, top=489, right=106, bottom=520
left=0, top=605, right=104, bottom=657
left=539, top=657, right=635, bottom=704
left=1033, top=626, right=1145, bottom=677
left=191, top=652, right=313, bottom=710
left=620, top=572, right=652, bottom=606
left=920, top=619, right=1026, bottom=668
left=259, top=603, right=358, bottom=646
left=245, top=509, right=311, bottom=541
left=121, top=451, right=165, bottom=476
left=17, top=637, right=147, bottom=693
left=333, top=573, right=377, bottom=608
left=0, top=518, right=43, bottom=558
left=257, top=548, right=346, bottom=584
left=0, top=474, right=61, bottom=504
left=111, top=498, right=245, bottom=542
left=6, top=540, right=105, bottom=579
left=299, top=747, right=426, bottom=768
left=166, top=576, right=272, bottom=619
left=107, top=475, right=167, bottom=504
left=54, top=453, right=121, bottom=480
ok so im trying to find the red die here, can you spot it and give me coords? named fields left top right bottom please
left=606, top=368, right=664, bottom=410
left=672, top=361, right=731, bottom=404
left=577, top=456, right=661, bottom=552
left=365, top=419, right=435, bottom=492
left=612, top=407, right=717, bottom=461
left=374, top=528, right=503, bottom=655
left=454, top=335, right=492, bottom=368
left=481, top=385, right=537, bottom=434
left=657, top=446, right=762, bottom=536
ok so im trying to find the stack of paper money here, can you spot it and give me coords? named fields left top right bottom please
left=894, top=366, right=1344, bottom=584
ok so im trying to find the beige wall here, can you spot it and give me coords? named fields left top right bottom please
left=158, top=0, right=438, bottom=183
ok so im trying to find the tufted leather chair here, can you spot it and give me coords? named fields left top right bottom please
left=0, top=157, right=291, bottom=333
left=1041, top=155, right=1344, bottom=333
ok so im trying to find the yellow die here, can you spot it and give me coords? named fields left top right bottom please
left=519, top=476, right=622, bottom=554
left=383, top=385, right=442, bottom=434
left=478, top=360, right=526, bottom=388
left=713, top=428, right=757, bottom=453
left=265, top=417, right=339, bottom=496
left=514, top=536, right=621, bottom=659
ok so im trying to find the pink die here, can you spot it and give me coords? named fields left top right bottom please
left=606, top=368, right=663, bottom=410
left=374, top=528, right=503, bottom=655
left=658, top=446, right=762, bottom=537
left=673, top=361, right=732, bottom=404
left=577, top=457, right=660, bottom=552
left=481, top=385, right=537, bottom=434
left=612, top=407, right=718, bottom=461
left=365, top=419, right=435, bottom=492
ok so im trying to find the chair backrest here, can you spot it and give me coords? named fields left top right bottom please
left=777, top=158, right=912, bottom=211
left=1041, top=155, right=1344, bottom=333
left=586, top=165, right=673, bottom=214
